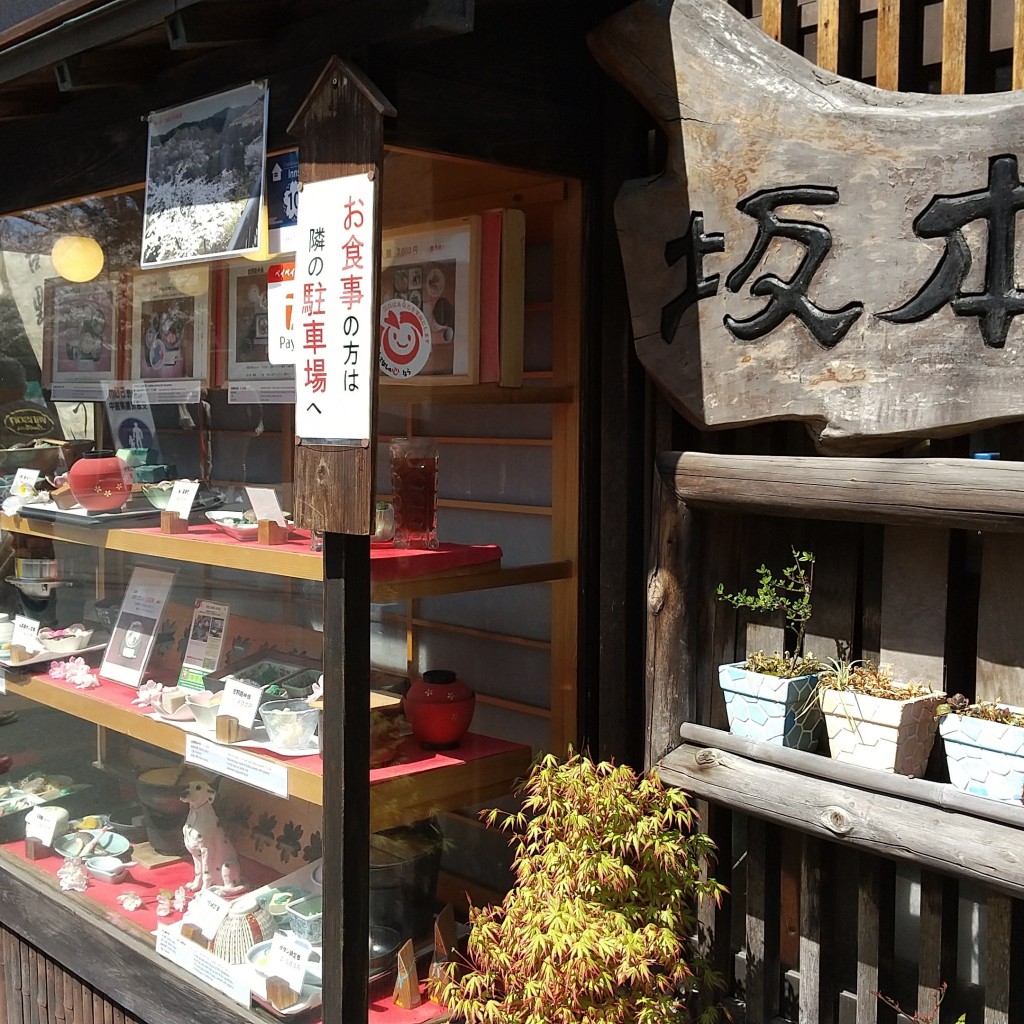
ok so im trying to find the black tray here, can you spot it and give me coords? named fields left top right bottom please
left=18, top=491, right=223, bottom=529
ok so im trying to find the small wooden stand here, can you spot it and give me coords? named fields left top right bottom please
left=215, top=715, right=250, bottom=743
left=160, top=511, right=189, bottom=535
left=49, top=485, right=78, bottom=510
left=24, top=837, right=52, bottom=860
left=266, top=977, right=302, bottom=1012
left=180, top=922, right=208, bottom=948
left=257, top=520, right=288, bottom=545
left=392, top=939, right=421, bottom=1009
left=8, top=645, right=32, bottom=665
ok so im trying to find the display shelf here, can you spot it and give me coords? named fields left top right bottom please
left=0, top=514, right=567, bottom=598
left=1, top=669, right=531, bottom=827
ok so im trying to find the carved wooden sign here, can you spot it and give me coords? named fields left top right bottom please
left=590, top=0, right=1024, bottom=451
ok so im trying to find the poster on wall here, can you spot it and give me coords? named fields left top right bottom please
left=141, top=82, right=269, bottom=268
left=41, top=276, right=121, bottom=387
left=227, top=262, right=295, bottom=382
left=379, top=216, right=480, bottom=384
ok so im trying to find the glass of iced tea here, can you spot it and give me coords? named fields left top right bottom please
left=390, top=437, right=439, bottom=549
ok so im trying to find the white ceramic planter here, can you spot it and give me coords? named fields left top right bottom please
left=939, top=711, right=1024, bottom=803
left=820, top=688, right=943, bottom=777
left=717, top=663, right=822, bottom=749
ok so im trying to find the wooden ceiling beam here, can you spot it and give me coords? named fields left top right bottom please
left=165, top=5, right=270, bottom=51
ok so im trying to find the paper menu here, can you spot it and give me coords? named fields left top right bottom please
left=99, top=567, right=175, bottom=687
left=177, top=599, right=229, bottom=690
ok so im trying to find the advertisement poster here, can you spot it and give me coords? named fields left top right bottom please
left=100, top=567, right=175, bottom=687
left=178, top=599, right=230, bottom=690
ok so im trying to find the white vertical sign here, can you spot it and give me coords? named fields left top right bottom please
left=293, top=173, right=376, bottom=443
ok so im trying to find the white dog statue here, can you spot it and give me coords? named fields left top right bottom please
left=180, top=778, right=245, bottom=894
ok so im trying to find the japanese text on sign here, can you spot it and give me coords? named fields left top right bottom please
left=294, top=174, right=376, bottom=443
left=662, top=155, right=1024, bottom=352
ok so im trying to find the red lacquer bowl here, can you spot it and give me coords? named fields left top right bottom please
left=403, top=669, right=475, bottom=749
left=66, top=450, right=132, bottom=512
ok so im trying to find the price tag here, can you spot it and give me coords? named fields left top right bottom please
left=219, top=678, right=264, bottom=729
left=10, top=468, right=40, bottom=495
left=165, top=480, right=199, bottom=519
left=12, top=616, right=41, bottom=653
left=245, top=486, right=286, bottom=527
left=184, top=735, right=289, bottom=798
left=155, top=925, right=250, bottom=1006
left=182, top=888, right=231, bottom=940
left=24, top=807, right=65, bottom=847
left=266, top=933, right=313, bottom=994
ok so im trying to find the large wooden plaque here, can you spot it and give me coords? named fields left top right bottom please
left=590, top=0, right=1024, bottom=451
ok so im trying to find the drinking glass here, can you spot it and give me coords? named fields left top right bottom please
left=389, top=437, right=439, bottom=549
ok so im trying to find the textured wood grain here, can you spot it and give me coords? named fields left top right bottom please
left=1014, top=0, right=1024, bottom=90
left=941, top=0, right=968, bottom=94
left=644, top=475, right=697, bottom=767
left=746, top=817, right=781, bottom=1023
left=857, top=856, right=894, bottom=1024
left=661, top=739, right=1024, bottom=897
left=879, top=525, right=948, bottom=689
left=817, top=0, right=858, bottom=77
left=589, top=0, right=1024, bottom=450
left=984, top=891, right=1011, bottom=1023
left=660, top=452, right=1024, bottom=533
left=976, top=534, right=1024, bottom=705
left=875, top=0, right=903, bottom=90
left=918, top=871, right=957, bottom=1021
left=761, top=0, right=799, bottom=48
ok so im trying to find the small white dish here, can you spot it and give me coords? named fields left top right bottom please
left=85, top=855, right=131, bottom=883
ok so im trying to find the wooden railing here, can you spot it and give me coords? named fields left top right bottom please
left=649, top=453, right=1024, bottom=1023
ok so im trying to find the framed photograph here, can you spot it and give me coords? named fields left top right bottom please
left=379, top=215, right=480, bottom=384
left=42, top=275, right=123, bottom=386
left=127, top=267, right=210, bottom=381
left=227, top=261, right=294, bottom=380
left=141, top=82, right=269, bottom=267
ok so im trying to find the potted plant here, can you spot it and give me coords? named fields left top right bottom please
left=818, top=658, right=945, bottom=777
left=937, top=694, right=1024, bottom=803
left=715, top=548, right=823, bottom=749
left=430, top=751, right=726, bottom=1024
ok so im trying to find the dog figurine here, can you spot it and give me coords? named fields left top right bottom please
left=180, top=779, right=245, bottom=894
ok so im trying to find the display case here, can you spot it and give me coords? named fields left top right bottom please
left=0, top=136, right=581, bottom=1024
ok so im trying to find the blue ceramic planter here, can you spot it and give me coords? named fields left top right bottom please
left=717, top=662, right=823, bottom=750
left=939, top=710, right=1024, bottom=803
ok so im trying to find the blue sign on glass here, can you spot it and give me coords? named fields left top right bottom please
left=267, top=150, right=299, bottom=250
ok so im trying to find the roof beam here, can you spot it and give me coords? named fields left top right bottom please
left=0, top=0, right=207, bottom=87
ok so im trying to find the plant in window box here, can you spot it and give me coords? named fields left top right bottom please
left=817, top=657, right=945, bottom=777
left=430, top=752, right=726, bottom=1024
left=937, top=694, right=1024, bottom=803
left=715, top=548, right=823, bottom=750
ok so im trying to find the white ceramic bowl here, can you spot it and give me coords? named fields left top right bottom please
left=185, top=691, right=222, bottom=731
left=38, top=626, right=93, bottom=653
left=85, top=854, right=129, bottom=883
left=55, top=829, right=132, bottom=860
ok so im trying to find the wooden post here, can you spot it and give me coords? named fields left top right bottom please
left=288, top=57, right=395, bottom=1024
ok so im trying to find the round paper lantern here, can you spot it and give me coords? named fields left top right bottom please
left=51, top=235, right=104, bottom=283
